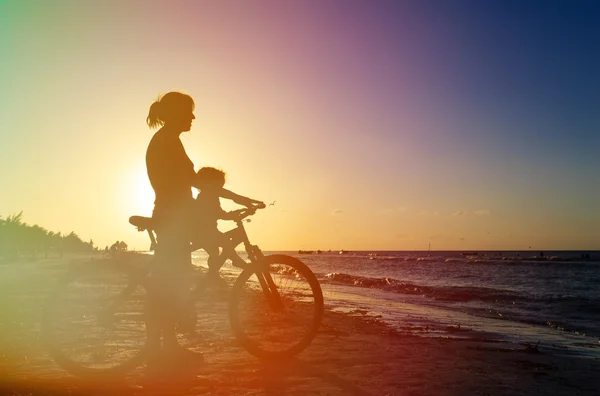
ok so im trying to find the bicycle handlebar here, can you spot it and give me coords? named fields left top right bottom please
left=230, top=204, right=265, bottom=221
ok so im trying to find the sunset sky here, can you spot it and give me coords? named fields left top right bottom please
left=1, top=0, right=598, bottom=251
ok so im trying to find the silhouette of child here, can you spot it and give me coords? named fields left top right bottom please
left=192, top=167, right=261, bottom=285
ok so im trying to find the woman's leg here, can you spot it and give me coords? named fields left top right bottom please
left=148, top=211, right=195, bottom=359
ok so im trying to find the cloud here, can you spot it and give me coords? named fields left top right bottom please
left=331, top=209, right=344, bottom=215
left=473, top=209, right=491, bottom=216
left=452, top=211, right=466, bottom=216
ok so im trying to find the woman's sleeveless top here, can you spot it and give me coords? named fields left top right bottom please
left=146, top=130, right=195, bottom=220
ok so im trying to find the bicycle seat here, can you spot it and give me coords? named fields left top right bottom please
left=129, top=216, right=154, bottom=231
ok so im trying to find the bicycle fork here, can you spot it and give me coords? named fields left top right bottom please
left=240, top=233, right=286, bottom=313
left=256, top=264, right=284, bottom=312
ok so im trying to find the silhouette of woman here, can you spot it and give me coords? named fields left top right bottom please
left=145, top=92, right=255, bottom=369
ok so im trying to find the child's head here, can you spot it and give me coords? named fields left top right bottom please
left=196, top=167, right=226, bottom=188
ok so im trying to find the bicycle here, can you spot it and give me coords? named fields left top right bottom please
left=42, top=205, right=324, bottom=378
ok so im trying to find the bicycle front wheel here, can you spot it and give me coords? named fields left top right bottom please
left=229, top=254, right=324, bottom=359
left=42, top=262, right=149, bottom=378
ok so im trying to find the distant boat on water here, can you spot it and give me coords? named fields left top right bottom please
left=298, top=250, right=314, bottom=254
left=339, top=250, right=349, bottom=255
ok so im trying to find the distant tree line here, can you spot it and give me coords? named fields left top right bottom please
left=0, top=212, right=95, bottom=259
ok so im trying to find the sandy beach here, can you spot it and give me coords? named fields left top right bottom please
left=1, top=254, right=599, bottom=396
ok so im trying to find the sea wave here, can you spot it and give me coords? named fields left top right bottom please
left=323, top=271, right=600, bottom=337
left=324, top=272, right=525, bottom=302
left=323, top=272, right=598, bottom=308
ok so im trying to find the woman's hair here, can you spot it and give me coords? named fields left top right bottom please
left=196, top=167, right=226, bottom=187
left=146, top=91, right=195, bottom=129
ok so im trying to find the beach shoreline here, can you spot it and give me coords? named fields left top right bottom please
left=1, top=254, right=599, bottom=395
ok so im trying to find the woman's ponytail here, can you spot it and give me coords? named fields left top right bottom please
left=146, top=100, right=163, bottom=129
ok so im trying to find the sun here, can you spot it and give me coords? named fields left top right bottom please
left=133, top=177, right=155, bottom=215
left=123, top=163, right=155, bottom=217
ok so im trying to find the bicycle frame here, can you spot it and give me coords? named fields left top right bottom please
left=132, top=208, right=285, bottom=312
left=224, top=218, right=285, bottom=311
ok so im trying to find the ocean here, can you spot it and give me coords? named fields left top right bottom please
left=193, top=250, right=600, bottom=358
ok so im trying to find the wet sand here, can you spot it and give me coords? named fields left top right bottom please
left=1, top=254, right=599, bottom=395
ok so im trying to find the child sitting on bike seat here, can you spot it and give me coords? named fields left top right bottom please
left=192, top=167, right=261, bottom=285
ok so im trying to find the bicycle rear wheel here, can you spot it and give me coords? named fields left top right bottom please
left=229, top=254, right=324, bottom=359
left=42, top=262, right=149, bottom=378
